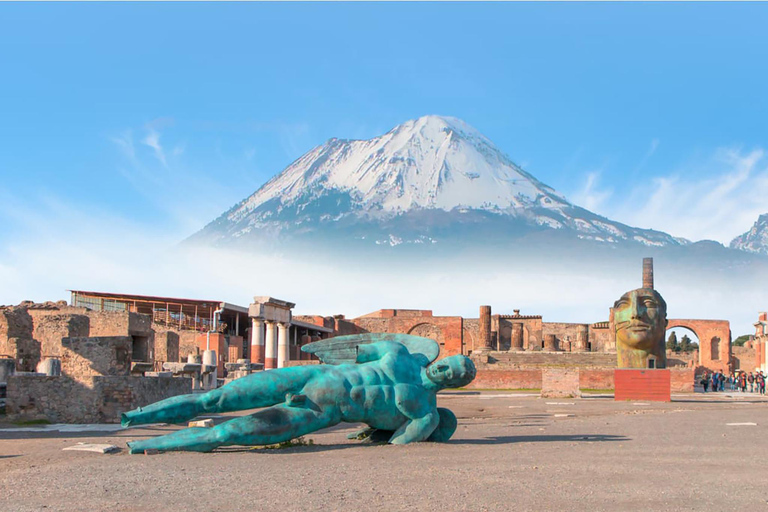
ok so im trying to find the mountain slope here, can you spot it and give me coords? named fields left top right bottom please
left=191, top=115, right=682, bottom=249
left=730, top=213, right=768, bottom=255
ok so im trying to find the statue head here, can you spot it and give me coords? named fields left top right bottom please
left=613, top=287, right=668, bottom=368
left=426, top=355, right=476, bottom=389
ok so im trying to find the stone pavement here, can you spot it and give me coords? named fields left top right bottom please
left=1, top=391, right=767, bottom=511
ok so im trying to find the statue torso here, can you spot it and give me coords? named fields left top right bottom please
left=300, top=352, right=433, bottom=430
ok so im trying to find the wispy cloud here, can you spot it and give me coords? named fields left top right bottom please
left=110, top=130, right=136, bottom=163
left=610, top=148, right=767, bottom=243
left=633, top=138, right=660, bottom=172
left=571, top=170, right=613, bottom=212
left=142, top=127, right=167, bottom=167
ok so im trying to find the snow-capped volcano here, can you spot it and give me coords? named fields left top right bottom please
left=234, top=116, right=567, bottom=217
left=192, top=115, right=681, bottom=249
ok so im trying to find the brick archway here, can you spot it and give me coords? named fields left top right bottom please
left=667, top=319, right=731, bottom=372
left=408, top=323, right=445, bottom=357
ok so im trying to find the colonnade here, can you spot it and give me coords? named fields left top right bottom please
left=250, top=318, right=290, bottom=369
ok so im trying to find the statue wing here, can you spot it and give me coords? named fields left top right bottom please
left=301, top=333, right=439, bottom=367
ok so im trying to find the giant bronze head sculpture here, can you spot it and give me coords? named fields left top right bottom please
left=613, top=258, right=668, bottom=369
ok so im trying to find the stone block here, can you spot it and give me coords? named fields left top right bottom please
left=188, top=419, right=214, bottom=428
left=541, top=368, right=581, bottom=398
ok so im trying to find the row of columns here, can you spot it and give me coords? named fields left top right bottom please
left=250, top=318, right=290, bottom=369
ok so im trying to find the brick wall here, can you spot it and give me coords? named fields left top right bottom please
left=580, top=369, right=614, bottom=390
left=461, top=367, right=694, bottom=392
left=6, top=374, right=191, bottom=423
left=541, top=368, right=580, bottom=397
left=464, top=369, right=542, bottom=390
left=337, top=312, right=464, bottom=359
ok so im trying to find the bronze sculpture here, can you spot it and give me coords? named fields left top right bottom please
left=614, top=258, right=668, bottom=368
left=122, top=333, right=476, bottom=453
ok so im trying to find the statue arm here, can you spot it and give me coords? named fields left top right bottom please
left=389, top=384, right=439, bottom=445
left=355, top=341, right=409, bottom=364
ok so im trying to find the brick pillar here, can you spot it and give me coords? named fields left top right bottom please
left=300, top=334, right=312, bottom=360
left=643, top=257, right=654, bottom=289
left=544, top=334, right=558, bottom=352
left=264, top=321, right=277, bottom=369
left=574, top=325, right=589, bottom=352
left=510, top=323, right=524, bottom=351
left=757, top=342, right=763, bottom=371
left=250, top=318, right=264, bottom=366
left=479, top=306, right=492, bottom=351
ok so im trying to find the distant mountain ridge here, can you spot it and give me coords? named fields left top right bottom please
left=191, top=115, right=684, bottom=251
left=730, top=213, right=768, bottom=256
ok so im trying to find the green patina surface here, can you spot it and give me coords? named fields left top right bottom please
left=614, top=288, right=668, bottom=369
left=123, top=334, right=476, bottom=454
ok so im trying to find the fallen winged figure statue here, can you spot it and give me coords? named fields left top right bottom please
left=122, top=333, right=476, bottom=453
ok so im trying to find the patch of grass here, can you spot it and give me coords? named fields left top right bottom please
left=12, top=418, right=51, bottom=425
left=259, top=436, right=314, bottom=450
left=454, top=388, right=541, bottom=392
left=580, top=388, right=614, bottom=394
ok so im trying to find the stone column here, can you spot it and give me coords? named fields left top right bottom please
left=544, top=334, right=558, bottom=352
left=250, top=318, right=265, bottom=365
left=574, top=325, right=589, bottom=352
left=479, top=305, right=492, bottom=351
left=264, top=321, right=277, bottom=370
left=277, top=322, right=289, bottom=368
left=510, top=323, right=524, bottom=351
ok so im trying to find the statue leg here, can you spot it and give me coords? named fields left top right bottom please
left=127, top=403, right=339, bottom=453
left=121, top=366, right=318, bottom=427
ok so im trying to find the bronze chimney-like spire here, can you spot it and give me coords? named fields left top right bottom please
left=642, top=257, right=654, bottom=289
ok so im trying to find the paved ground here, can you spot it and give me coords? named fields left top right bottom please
left=1, top=391, right=768, bottom=512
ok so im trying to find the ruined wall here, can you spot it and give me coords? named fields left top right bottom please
left=6, top=375, right=191, bottom=423
left=465, top=369, right=542, bottom=390
left=588, top=324, right=614, bottom=352
left=463, top=318, right=479, bottom=353
left=732, top=345, right=756, bottom=371
left=463, top=368, right=694, bottom=392
left=61, top=336, right=132, bottom=379
left=154, top=330, right=180, bottom=365
left=667, top=319, right=731, bottom=373
left=30, top=313, right=89, bottom=359
left=336, top=311, right=464, bottom=358
left=177, top=330, right=199, bottom=360
left=0, top=307, right=37, bottom=371
left=541, top=323, right=590, bottom=352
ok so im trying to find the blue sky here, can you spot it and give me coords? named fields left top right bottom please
left=0, top=3, right=767, bottom=333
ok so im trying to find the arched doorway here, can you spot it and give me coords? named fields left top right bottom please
left=408, top=323, right=445, bottom=357
left=665, top=326, right=700, bottom=367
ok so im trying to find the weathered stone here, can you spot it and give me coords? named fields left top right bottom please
left=188, top=419, right=214, bottom=428
left=63, top=443, right=119, bottom=454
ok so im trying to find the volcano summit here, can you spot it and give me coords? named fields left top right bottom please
left=190, top=115, right=681, bottom=252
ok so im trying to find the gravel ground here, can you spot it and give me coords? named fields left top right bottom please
left=1, top=391, right=767, bottom=512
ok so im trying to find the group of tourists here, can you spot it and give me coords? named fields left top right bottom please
left=700, top=370, right=766, bottom=394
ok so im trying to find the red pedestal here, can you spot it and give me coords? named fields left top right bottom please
left=614, top=369, right=671, bottom=402
left=264, top=357, right=277, bottom=370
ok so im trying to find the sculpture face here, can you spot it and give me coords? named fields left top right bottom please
left=427, top=355, right=476, bottom=388
left=614, top=288, right=667, bottom=368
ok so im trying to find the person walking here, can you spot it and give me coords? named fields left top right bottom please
left=748, top=372, right=755, bottom=393
left=741, top=372, right=748, bottom=392
left=701, top=373, right=709, bottom=392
